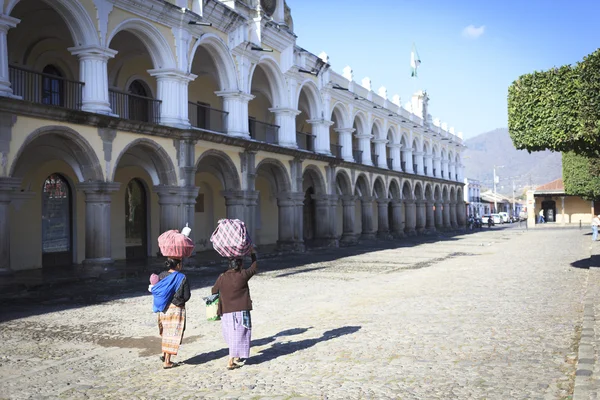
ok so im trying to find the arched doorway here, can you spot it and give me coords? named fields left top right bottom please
left=303, top=187, right=316, bottom=241
left=42, top=65, right=64, bottom=107
left=42, top=174, right=72, bottom=268
left=125, top=179, right=147, bottom=260
left=128, top=79, right=152, bottom=123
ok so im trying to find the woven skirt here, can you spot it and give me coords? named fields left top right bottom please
left=221, top=311, right=251, bottom=358
left=158, top=304, right=186, bottom=355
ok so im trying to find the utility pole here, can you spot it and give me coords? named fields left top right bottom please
left=512, top=180, right=516, bottom=216
left=493, top=165, right=504, bottom=213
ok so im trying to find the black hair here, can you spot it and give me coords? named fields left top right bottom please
left=165, top=258, right=181, bottom=270
left=228, top=258, right=243, bottom=270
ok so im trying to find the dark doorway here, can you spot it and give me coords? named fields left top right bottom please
left=303, top=187, right=316, bottom=242
left=125, top=179, right=148, bottom=260
left=41, top=65, right=64, bottom=107
left=542, top=199, right=557, bottom=223
left=128, top=79, right=151, bottom=123
left=594, top=200, right=600, bottom=216
left=388, top=202, right=394, bottom=232
left=42, top=174, right=72, bottom=268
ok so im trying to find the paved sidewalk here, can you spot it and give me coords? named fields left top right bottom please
left=0, top=225, right=595, bottom=399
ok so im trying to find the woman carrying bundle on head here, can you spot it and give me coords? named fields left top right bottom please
left=152, top=227, right=194, bottom=369
left=211, top=245, right=257, bottom=370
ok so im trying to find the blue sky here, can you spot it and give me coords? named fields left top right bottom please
left=287, top=0, right=600, bottom=139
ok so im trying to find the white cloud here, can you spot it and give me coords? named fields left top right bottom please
left=462, top=25, right=485, bottom=39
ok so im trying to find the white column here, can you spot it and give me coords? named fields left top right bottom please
left=433, top=157, right=441, bottom=178
left=390, top=144, right=402, bottom=171
left=149, top=68, right=197, bottom=128
left=216, top=90, right=254, bottom=139
left=308, top=119, right=334, bottom=155
left=357, top=134, right=373, bottom=166
left=414, top=152, right=424, bottom=175
left=425, top=154, right=433, bottom=177
left=402, top=147, right=414, bottom=173
left=69, top=45, right=117, bottom=114
left=336, top=128, right=355, bottom=162
left=373, top=139, right=387, bottom=168
left=0, top=15, right=20, bottom=98
left=457, top=163, right=464, bottom=181
left=270, top=107, right=300, bottom=148
left=449, top=162, right=456, bottom=181
left=442, top=159, right=449, bottom=180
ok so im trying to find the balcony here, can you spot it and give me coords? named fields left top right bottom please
left=401, top=161, right=406, bottom=172
left=387, top=158, right=393, bottom=169
left=330, top=144, right=343, bottom=159
left=433, top=168, right=437, bottom=177
left=249, top=119, right=279, bottom=144
left=109, top=89, right=161, bottom=124
left=9, top=65, right=83, bottom=111
left=372, top=154, right=379, bottom=166
left=188, top=102, right=228, bottom=133
left=296, top=131, right=315, bottom=152
left=353, top=149, right=363, bottom=164
left=413, top=164, right=418, bottom=174
left=424, top=166, right=428, bottom=176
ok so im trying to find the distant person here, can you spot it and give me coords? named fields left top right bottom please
left=592, top=215, right=600, bottom=241
left=538, top=209, right=545, bottom=224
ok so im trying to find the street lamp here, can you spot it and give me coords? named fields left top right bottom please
left=493, top=165, right=504, bottom=213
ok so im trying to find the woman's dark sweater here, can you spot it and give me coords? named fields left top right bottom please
left=158, top=271, right=191, bottom=307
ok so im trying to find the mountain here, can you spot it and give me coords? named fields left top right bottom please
left=462, top=128, right=562, bottom=196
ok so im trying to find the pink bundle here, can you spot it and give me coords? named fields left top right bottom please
left=158, top=230, right=195, bottom=259
left=210, top=219, right=253, bottom=258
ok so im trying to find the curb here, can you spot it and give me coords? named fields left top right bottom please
left=573, top=246, right=600, bottom=400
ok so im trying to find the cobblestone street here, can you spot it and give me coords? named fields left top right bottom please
left=0, top=226, right=593, bottom=399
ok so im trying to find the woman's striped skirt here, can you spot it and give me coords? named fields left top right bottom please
left=158, top=304, right=186, bottom=355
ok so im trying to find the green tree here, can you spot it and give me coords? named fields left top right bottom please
left=508, top=48, right=600, bottom=199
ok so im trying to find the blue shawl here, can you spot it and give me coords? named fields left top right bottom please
left=151, top=271, right=185, bottom=313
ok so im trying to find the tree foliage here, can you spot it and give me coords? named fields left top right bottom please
left=562, top=152, right=600, bottom=200
left=508, top=49, right=600, bottom=157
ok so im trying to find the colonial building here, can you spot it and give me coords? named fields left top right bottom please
left=464, top=178, right=482, bottom=217
left=0, top=0, right=466, bottom=272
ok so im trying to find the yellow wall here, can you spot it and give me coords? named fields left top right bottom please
left=248, top=92, right=274, bottom=123
left=194, top=172, right=227, bottom=252
left=534, top=195, right=593, bottom=224
left=255, top=175, right=278, bottom=245
left=189, top=75, right=221, bottom=108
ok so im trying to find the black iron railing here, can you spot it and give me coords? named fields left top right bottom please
left=109, top=88, right=161, bottom=124
left=372, top=154, right=379, bottom=166
left=401, top=161, right=406, bottom=172
left=296, top=131, right=315, bottom=152
left=424, top=166, right=428, bottom=176
left=433, top=168, right=437, bottom=177
left=413, top=163, right=418, bottom=173
left=249, top=119, right=279, bottom=144
left=330, top=144, right=343, bottom=159
left=387, top=158, right=393, bottom=169
left=188, top=102, right=228, bottom=133
left=353, top=149, right=363, bottom=164
left=9, top=65, right=84, bottom=111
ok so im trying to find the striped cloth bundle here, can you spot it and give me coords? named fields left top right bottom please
left=158, top=230, right=195, bottom=259
left=210, top=219, right=252, bottom=258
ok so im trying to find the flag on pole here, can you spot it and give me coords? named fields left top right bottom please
left=410, top=44, right=421, bottom=78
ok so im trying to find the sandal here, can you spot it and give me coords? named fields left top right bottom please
left=159, top=356, right=165, bottom=362
left=226, top=364, right=239, bottom=370
left=163, top=362, right=180, bottom=369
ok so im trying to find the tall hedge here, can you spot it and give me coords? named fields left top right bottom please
left=562, top=152, right=600, bottom=200
left=508, top=49, right=600, bottom=157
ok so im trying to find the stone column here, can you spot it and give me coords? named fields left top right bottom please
left=340, top=195, right=357, bottom=244
left=308, top=119, right=334, bottom=155
left=154, top=185, right=184, bottom=233
left=449, top=162, right=457, bottom=181
left=149, top=69, right=197, bottom=128
left=561, top=196, right=566, bottom=225
left=402, top=147, right=414, bottom=173
left=312, top=194, right=338, bottom=247
left=389, top=144, right=402, bottom=171
left=443, top=201, right=451, bottom=229
left=390, top=200, right=405, bottom=238
left=216, top=91, right=254, bottom=139
left=425, top=154, right=433, bottom=177
left=457, top=201, right=466, bottom=228
left=433, top=157, right=441, bottom=178
left=270, top=108, right=300, bottom=148
left=357, top=134, right=373, bottom=166
left=373, top=139, right=388, bottom=169
left=404, top=199, right=416, bottom=236
left=0, top=178, right=21, bottom=272
left=414, top=152, right=424, bottom=175
left=0, top=15, right=19, bottom=98
left=277, top=192, right=299, bottom=250
left=222, top=189, right=260, bottom=241
left=442, top=160, right=449, bottom=180
left=415, top=200, right=426, bottom=234
left=78, top=182, right=120, bottom=265
left=376, top=198, right=391, bottom=238
left=180, top=186, right=199, bottom=246
left=336, top=128, right=355, bottom=162
left=360, top=197, right=376, bottom=239
left=426, top=201, right=436, bottom=233
left=435, top=201, right=444, bottom=230
left=450, top=202, right=458, bottom=229
left=69, top=45, right=117, bottom=114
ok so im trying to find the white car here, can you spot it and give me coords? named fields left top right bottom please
left=490, top=214, right=503, bottom=224
left=498, top=212, right=510, bottom=223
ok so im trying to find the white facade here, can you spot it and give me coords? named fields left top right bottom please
left=464, top=178, right=483, bottom=217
